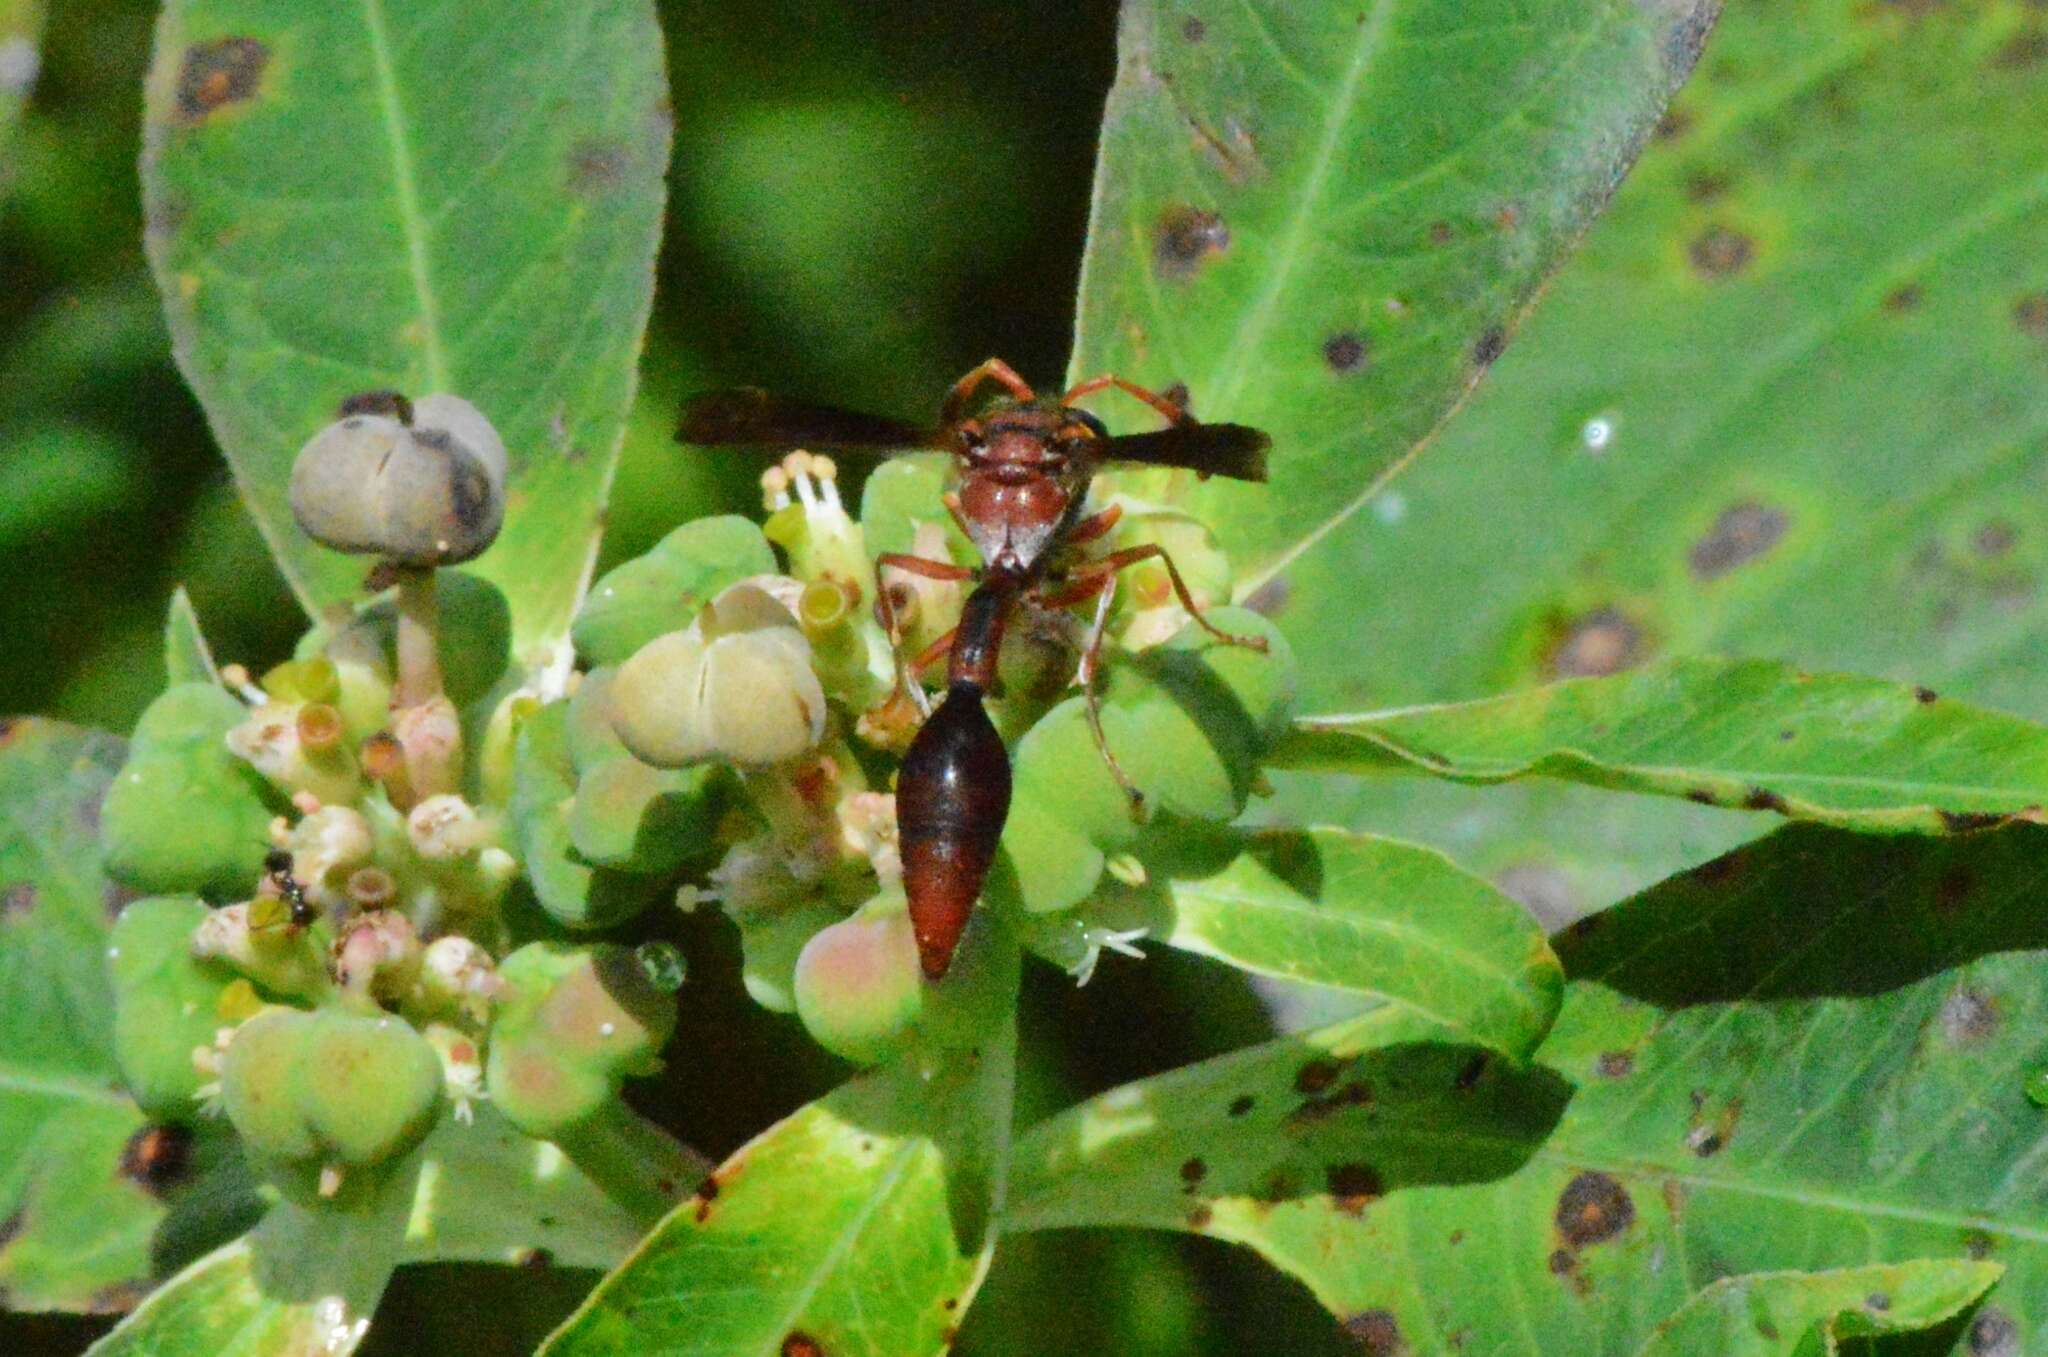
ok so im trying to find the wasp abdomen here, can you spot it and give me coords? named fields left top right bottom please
left=896, top=680, right=1012, bottom=979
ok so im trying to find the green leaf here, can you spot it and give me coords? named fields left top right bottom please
left=544, top=1026, right=1016, bottom=1357
left=1011, top=823, right=2048, bottom=1354
left=1633, top=1260, right=2003, bottom=1357
left=1073, top=0, right=1714, bottom=587
left=1092, top=826, right=1560, bottom=1059
left=140, top=0, right=671, bottom=662
left=1263, top=0, right=2048, bottom=907
left=395, top=1106, right=646, bottom=1271
left=0, top=720, right=258, bottom=1312
left=1283, top=657, right=2048, bottom=832
left=163, top=587, right=221, bottom=688
left=88, top=1165, right=418, bottom=1357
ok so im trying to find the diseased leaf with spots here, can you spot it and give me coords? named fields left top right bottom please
left=0, top=720, right=257, bottom=1314
left=543, top=1025, right=1015, bottom=1357
left=1085, top=826, right=1561, bottom=1060
left=140, top=0, right=670, bottom=663
left=1280, top=657, right=2048, bottom=833
left=1264, top=0, right=2048, bottom=913
left=1010, top=824, right=2048, bottom=1356
left=1632, top=1260, right=2003, bottom=1356
left=1073, top=0, right=1716, bottom=590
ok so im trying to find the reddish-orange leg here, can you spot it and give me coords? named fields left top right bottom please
left=1063, top=374, right=1190, bottom=427
left=942, top=358, right=1037, bottom=426
left=875, top=551, right=974, bottom=717
left=1071, top=543, right=1269, bottom=653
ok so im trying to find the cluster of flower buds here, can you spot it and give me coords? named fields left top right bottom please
left=98, top=375, right=1303, bottom=1246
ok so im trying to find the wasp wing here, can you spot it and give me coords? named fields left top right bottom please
left=677, top=389, right=941, bottom=451
left=1103, top=422, right=1270, bottom=482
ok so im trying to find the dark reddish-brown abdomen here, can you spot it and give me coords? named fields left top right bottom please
left=895, top=682, right=1011, bottom=979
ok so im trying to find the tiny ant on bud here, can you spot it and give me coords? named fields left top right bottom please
left=258, top=848, right=318, bottom=931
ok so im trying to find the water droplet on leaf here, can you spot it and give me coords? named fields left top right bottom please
left=636, top=941, right=687, bottom=993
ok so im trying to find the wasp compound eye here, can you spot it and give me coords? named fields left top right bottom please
left=289, top=392, right=508, bottom=567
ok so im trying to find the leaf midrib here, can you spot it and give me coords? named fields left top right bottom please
left=359, top=0, right=451, bottom=392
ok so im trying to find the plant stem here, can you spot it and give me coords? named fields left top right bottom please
left=392, top=565, right=443, bottom=710
left=553, top=1103, right=712, bottom=1227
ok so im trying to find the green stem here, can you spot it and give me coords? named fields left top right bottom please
left=392, top=565, right=443, bottom=710
left=552, top=1103, right=712, bottom=1226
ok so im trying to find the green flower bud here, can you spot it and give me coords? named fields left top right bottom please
left=572, top=515, right=777, bottom=668
left=793, top=893, right=923, bottom=1065
left=221, top=1007, right=323, bottom=1163
left=101, top=683, right=278, bottom=899
left=225, top=700, right=363, bottom=806
left=289, top=393, right=507, bottom=567
left=486, top=944, right=677, bottom=1138
left=108, top=896, right=236, bottom=1120
left=610, top=582, right=827, bottom=768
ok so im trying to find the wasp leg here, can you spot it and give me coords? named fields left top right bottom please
left=942, top=358, right=1037, bottom=426
left=1038, top=572, right=1147, bottom=819
left=1071, top=543, right=1269, bottom=653
left=1062, top=374, right=1190, bottom=426
left=875, top=551, right=975, bottom=718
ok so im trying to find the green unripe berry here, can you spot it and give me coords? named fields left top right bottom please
left=486, top=944, right=678, bottom=1137
left=568, top=754, right=723, bottom=874
left=793, top=894, right=923, bottom=1065
left=102, top=683, right=278, bottom=899
left=108, top=896, right=236, bottom=1120
left=221, top=1008, right=323, bottom=1163
left=509, top=702, right=663, bottom=930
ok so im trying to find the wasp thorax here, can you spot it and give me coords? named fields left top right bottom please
left=289, top=392, right=507, bottom=567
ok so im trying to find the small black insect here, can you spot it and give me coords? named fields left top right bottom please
left=260, top=849, right=318, bottom=930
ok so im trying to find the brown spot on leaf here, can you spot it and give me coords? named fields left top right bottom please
left=1550, top=608, right=1645, bottom=678
left=1181, top=16, right=1207, bottom=41
left=0, top=1208, right=27, bottom=1251
left=1, top=882, right=35, bottom=922
left=1993, top=30, right=2048, bottom=68
left=1243, top=574, right=1291, bottom=617
left=1179, top=1157, right=1208, bottom=1189
left=1655, top=107, right=1694, bottom=140
left=1494, top=203, right=1522, bottom=231
left=691, top=1173, right=720, bottom=1223
left=1690, top=502, right=1788, bottom=579
left=174, top=37, right=268, bottom=123
left=120, top=1123, right=195, bottom=1196
left=88, top=1281, right=149, bottom=1315
left=1964, top=1228, right=1996, bottom=1259
left=1689, top=225, right=1755, bottom=279
left=1341, top=1309, right=1405, bottom=1355
left=516, top=1247, right=554, bottom=1269
left=1596, top=1051, right=1634, bottom=1079
left=1228, top=1094, right=1256, bottom=1117
left=1864, top=1291, right=1890, bottom=1312
left=1186, top=1202, right=1214, bottom=1230
left=1154, top=206, right=1229, bottom=279
left=1427, top=220, right=1454, bottom=246
left=1975, top=521, right=2018, bottom=557
left=1884, top=283, right=1923, bottom=312
left=1453, top=1053, right=1489, bottom=1093
left=781, top=1334, right=825, bottom=1357
left=0, top=719, right=17, bottom=747
left=1970, top=1307, right=2020, bottom=1357
left=1326, top=1162, right=1384, bottom=1213
left=1742, top=787, right=1788, bottom=813
left=568, top=140, right=630, bottom=197
left=1547, top=1248, right=1575, bottom=1276
left=2016, top=294, right=2048, bottom=338
left=1940, top=986, right=2001, bottom=1044
left=1296, top=1058, right=1343, bottom=1095
left=1323, top=332, right=1368, bottom=373
left=1555, top=1171, right=1634, bottom=1247
left=1684, top=171, right=1730, bottom=203
left=1472, top=327, right=1507, bottom=366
